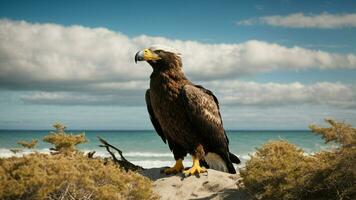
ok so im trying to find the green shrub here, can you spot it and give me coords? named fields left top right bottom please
left=240, top=119, right=356, bottom=200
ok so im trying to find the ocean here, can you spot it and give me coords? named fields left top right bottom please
left=0, top=130, right=333, bottom=169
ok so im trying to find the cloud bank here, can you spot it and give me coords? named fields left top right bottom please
left=238, top=13, right=356, bottom=29
left=206, top=81, right=356, bottom=109
left=21, top=81, right=356, bottom=109
left=1, top=19, right=356, bottom=89
left=0, top=19, right=355, bottom=108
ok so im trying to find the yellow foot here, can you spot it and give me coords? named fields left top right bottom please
left=183, top=156, right=207, bottom=176
left=183, top=165, right=206, bottom=176
left=162, top=159, right=184, bottom=175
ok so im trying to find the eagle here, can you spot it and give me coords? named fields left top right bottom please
left=135, top=45, right=240, bottom=175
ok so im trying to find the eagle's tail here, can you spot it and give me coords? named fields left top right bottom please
left=204, top=152, right=240, bottom=174
left=229, top=152, right=241, bottom=164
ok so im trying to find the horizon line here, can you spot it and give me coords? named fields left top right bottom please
left=0, top=129, right=311, bottom=132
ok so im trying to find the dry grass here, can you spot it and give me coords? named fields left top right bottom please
left=0, top=153, right=158, bottom=200
left=17, top=139, right=38, bottom=149
left=9, top=148, right=22, bottom=154
left=0, top=123, right=158, bottom=200
left=240, top=119, right=356, bottom=200
left=43, top=123, right=87, bottom=154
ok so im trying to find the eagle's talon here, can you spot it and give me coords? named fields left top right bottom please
left=163, top=167, right=183, bottom=174
left=161, top=159, right=184, bottom=175
left=183, top=156, right=207, bottom=176
left=183, top=166, right=207, bottom=176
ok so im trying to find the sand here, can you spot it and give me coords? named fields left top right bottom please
left=142, top=168, right=251, bottom=200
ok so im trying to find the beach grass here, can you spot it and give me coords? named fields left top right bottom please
left=0, top=123, right=158, bottom=200
left=240, top=119, right=356, bottom=200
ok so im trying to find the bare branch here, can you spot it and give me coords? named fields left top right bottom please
left=97, top=137, right=143, bottom=171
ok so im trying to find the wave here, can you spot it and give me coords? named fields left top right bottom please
left=124, top=152, right=173, bottom=157
left=80, top=150, right=174, bottom=158
left=132, top=160, right=183, bottom=168
left=0, top=148, right=173, bottom=158
left=0, top=148, right=253, bottom=159
left=240, top=154, right=251, bottom=160
left=122, top=152, right=253, bottom=160
left=0, top=148, right=51, bottom=158
left=132, top=160, right=246, bottom=169
left=0, top=149, right=253, bottom=169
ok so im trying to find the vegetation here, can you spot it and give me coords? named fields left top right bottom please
left=240, top=119, right=356, bottom=200
left=43, top=123, right=87, bottom=154
left=17, top=139, right=38, bottom=149
left=9, top=148, right=22, bottom=154
left=0, top=123, right=158, bottom=200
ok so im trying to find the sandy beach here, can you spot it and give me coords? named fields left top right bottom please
left=142, top=168, right=251, bottom=200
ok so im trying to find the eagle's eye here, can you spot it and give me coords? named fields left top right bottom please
left=155, top=50, right=162, bottom=54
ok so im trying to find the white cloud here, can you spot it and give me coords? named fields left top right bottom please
left=21, top=91, right=145, bottom=106
left=1, top=19, right=355, bottom=108
left=204, top=81, right=356, bottom=109
left=220, top=105, right=356, bottom=129
left=0, top=19, right=148, bottom=84
left=22, top=81, right=356, bottom=109
left=238, top=12, right=356, bottom=29
left=20, top=80, right=149, bottom=105
left=0, top=19, right=356, bottom=90
left=134, top=35, right=356, bottom=79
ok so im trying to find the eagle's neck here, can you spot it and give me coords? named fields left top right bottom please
left=150, top=63, right=190, bottom=98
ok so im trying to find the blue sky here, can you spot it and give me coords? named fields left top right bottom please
left=0, top=0, right=356, bottom=129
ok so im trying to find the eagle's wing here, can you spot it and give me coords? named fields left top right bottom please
left=145, top=89, right=166, bottom=143
left=179, top=84, right=229, bottom=150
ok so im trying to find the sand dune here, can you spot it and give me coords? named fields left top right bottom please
left=142, top=168, right=251, bottom=200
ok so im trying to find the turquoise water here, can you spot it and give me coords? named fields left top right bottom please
left=0, top=130, right=332, bottom=168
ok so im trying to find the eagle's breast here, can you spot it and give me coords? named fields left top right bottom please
left=149, top=73, right=195, bottom=149
left=149, top=76, right=181, bottom=131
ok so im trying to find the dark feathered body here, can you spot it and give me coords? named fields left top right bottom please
left=145, top=52, right=240, bottom=174
left=148, top=59, right=194, bottom=158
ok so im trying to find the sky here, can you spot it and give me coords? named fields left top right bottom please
left=0, top=0, right=356, bottom=130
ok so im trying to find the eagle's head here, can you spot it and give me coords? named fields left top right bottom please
left=135, top=45, right=182, bottom=70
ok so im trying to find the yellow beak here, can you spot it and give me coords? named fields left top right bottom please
left=135, top=49, right=161, bottom=63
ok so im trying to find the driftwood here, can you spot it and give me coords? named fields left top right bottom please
left=87, top=151, right=96, bottom=158
left=98, top=137, right=143, bottom=171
